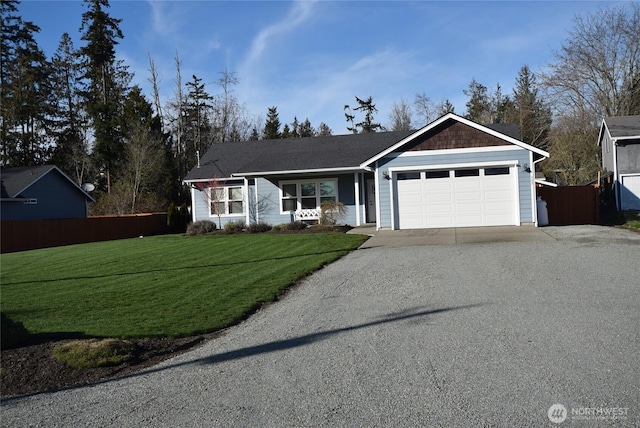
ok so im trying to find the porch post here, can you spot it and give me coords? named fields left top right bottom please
left=354, top=172, right=361, bottom=226
left=244, top=177, right=250, bottom=225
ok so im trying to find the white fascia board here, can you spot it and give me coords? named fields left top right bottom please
left=614, top=135, right=640, bottom=142
left=597, top=120, right=610, bottom=147
left=233, top=166, right=363, bottom=177
left=386, top=160, right=519, bottom=173
left=183, top=177, right=233, bottom=184
left=360, top=113, right=549, bottom=168
left=394, top=145, right=523, bottom=158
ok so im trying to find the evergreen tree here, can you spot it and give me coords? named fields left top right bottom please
left=290, top=117, right=300, bottom=138
left=281, top=123, right=292, bottom=138
left=436, top=99, right=455, bottom=116
left=299, top=118, right=315, bottom=137
left=184, top=74, right=213, bottom=168
left=50, top=33, right=90, bottom=183
left=262, top=106, right=281, bottom=139
left=464, top=78, right=491, bottom=123
left=1, top=0, right=52, bottom=166
left=345, top=96, right=381, bottom=133
left=249, top=126, right=260, bottom=141
left=512, top=65, right=551, bottom=149
left=317, top=122, right=332, bottom=136
left=80, top=0, right=130, bottom=192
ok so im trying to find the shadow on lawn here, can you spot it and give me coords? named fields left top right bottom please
left=1, top=303, right=484, bottom=401
left=1, top=249, right=353, bottom=286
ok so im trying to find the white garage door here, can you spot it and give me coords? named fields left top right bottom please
left=396, top=167, right=517, bottom=229
left=620, top=175, right=640, bottom=210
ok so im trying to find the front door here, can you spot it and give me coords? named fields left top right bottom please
left=366, top=179, right=376, bottom=223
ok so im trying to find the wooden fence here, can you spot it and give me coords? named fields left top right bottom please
left=537, top=186, right=599, bottom=226
left=1, top=213, right=168, bottom=254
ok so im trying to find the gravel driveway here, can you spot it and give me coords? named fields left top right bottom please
left=2, top=225, right=639, bottom=427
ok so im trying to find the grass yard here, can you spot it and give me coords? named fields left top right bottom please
left=1, top=233, right=367, bottom=339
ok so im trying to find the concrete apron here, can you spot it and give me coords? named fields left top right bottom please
left=349, top=224, right=556, bottom=248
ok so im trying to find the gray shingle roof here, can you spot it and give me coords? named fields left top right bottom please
left=1, top=165, right=56, bottom=198
left=0, top=165, right=94, bottom=201
left=184, top=117, right=526, bottom=182
left=184, top=131, right=414, bottom=181
left=605, top=115, right=640, bottom=138
left=484, top=122, right=522, bottom=140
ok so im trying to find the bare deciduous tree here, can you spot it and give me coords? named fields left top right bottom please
left=542, top=3, right=640, bottom=121
left=414, top=93, right=436, bottom=126
left=388, top=98, right=413, bottom=131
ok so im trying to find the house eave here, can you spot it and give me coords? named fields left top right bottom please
left=232, top=166, right=365, bottom=178
left=360, top=113, right=549, bottom=169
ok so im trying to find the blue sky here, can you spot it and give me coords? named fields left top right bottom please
left=19, top=0, right=619, bottom=135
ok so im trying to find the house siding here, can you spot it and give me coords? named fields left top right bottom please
left=600, top=133, right=615, bottom=173
left=376, top=148, right=533, bottom=228
left=191, top=174, right=359, bottom=227
left=1, top=171, right=88, bottom=221
left=616, top=144, right=640, bottom=174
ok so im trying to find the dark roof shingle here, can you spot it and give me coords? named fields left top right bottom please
left=605, top=115, right=640, bottom=138
left=184, top=131, right=414, bottom=181
left=1, top=165, right=56, bottom=198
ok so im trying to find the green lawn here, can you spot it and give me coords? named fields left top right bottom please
left=1, top=233, right=368, bottom=339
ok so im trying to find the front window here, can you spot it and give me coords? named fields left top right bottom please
left=280, top=179, right=338, bottom=212
left=210, top=186, right=244, bottom=216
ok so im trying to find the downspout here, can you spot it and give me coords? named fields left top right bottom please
left=354, top=172, right=361, bottom=226
left=374, top=161, right=381, bottom=230
left=244, top=177, right=250, bottom=225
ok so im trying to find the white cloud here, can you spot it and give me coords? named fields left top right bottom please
left=243, top=0, right=318, bottom=67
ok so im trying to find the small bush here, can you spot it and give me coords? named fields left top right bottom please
left=282, top=221, right=308, bottom=231
left=167, top=202, right=191, bottom=232
left=320, top=200, right=347, bottom=225
left=224, top=220, right=247, bottom=233
left=1, top=312, right=29, bottom=349
left=53, top=338, right=136, bottom=368
left=186, top=220, right=217, bottom=236
left=248, top=222, right=272, bottom=233
left=272, top=224, right=283, bottom=231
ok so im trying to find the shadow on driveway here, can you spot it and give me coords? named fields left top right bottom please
left=1, top=303, right=485, bottom=402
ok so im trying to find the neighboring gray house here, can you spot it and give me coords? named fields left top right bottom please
left=184, top=113, right=549, bottom=230
left=597, top=115, right=640, bottom=210
left=0, top=165, right=94, bottom=221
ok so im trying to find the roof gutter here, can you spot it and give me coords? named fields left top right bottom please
left=231, top=166, right=365, bottom=177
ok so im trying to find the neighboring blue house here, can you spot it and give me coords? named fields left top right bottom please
left=0, top=165, right=94, bottom=221
left=184, top=113, right=549, bottom=230
left=597, top=115, right=640, bottom=211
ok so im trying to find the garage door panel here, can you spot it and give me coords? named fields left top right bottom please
left=426, top=192, right=453, bottom=203
left=426, top=204, right=454, bottom=214
left=425, top=181, right=453, bottom=192
left=455, top=191, right=482, bottom=202
left=396, top=165, right=518, bottom=229
left=454, top=180, right=482, bottom=191
left=485, top=200, right=513, bottom=212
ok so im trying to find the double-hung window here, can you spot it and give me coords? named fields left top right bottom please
left=280, top=179, right=337, bottom=212
left=210, top=186, right=244, bottom=216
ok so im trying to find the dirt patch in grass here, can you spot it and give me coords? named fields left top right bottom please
left=0, top=333, right=218, bottom=398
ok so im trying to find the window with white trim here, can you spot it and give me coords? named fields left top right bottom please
left=209, top=186, right=244, bottom=216
left=280, top=179, right=338, bottom=212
